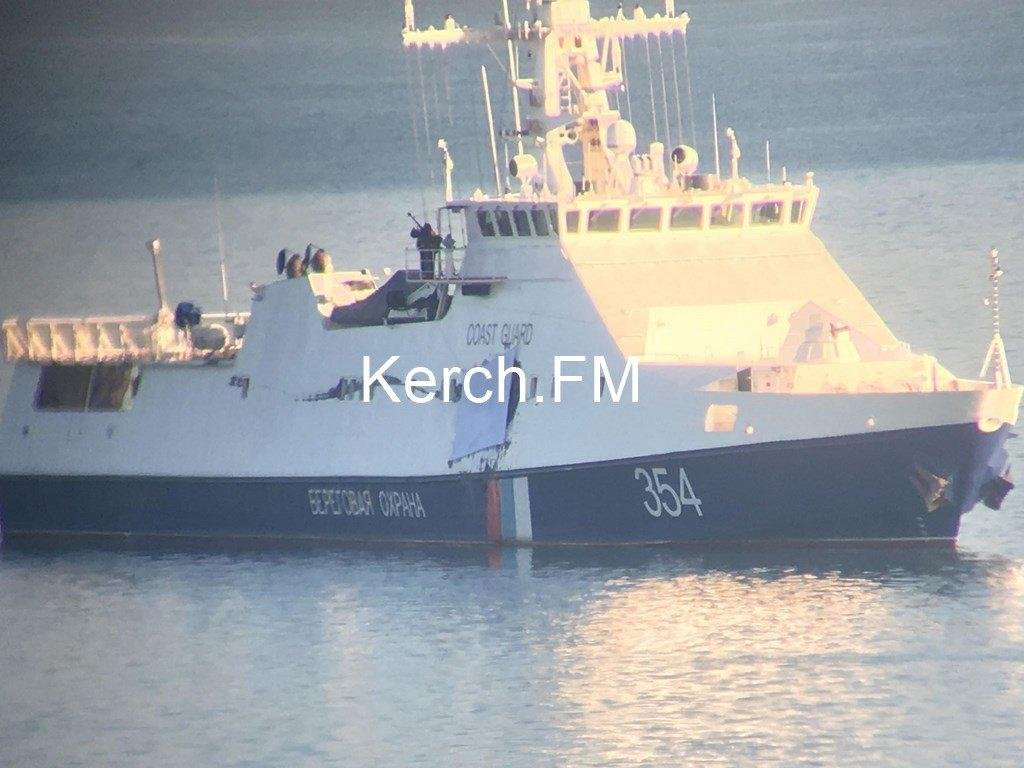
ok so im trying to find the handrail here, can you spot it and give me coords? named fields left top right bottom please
left=3, top=312, right=249, bottom=364
left=404, top=246, right=464, bottom=280
left=401, top=247, right=508, bottom=285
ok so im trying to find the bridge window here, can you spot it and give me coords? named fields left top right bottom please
left=477, top=210, right=496, bottom=237
left=565, top=210, right=580, bottom=233
left=548, top=208, right=559, bottom=233
left=495, top=209, right=514, bottom=236
left=513, top=208, right=532, bottom=236
left=530, top=207, right=550, bottom=236
left=629, top=207, right=662, bottom=231
left=587, top=209, right=621, bottom=232
left=751, top=201, right=783, bottom=225
left=791, top=199, right=807, bottom=224
left=710, top=203, right=744, bottom=228
left=669, top=205, right=703, bottom=229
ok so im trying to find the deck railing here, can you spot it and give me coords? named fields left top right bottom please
left=403, top=247, right=507, bottom=284
left=3, top=312, right=249, bottom=364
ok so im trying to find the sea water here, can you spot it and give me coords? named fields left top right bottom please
left=1, top=1, right=1023, bottom=765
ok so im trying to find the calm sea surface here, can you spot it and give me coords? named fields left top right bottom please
left=1, top=1, right=1023, bottom=765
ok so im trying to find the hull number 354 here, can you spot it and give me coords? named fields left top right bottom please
left=634, top=467, right=704, bottom=518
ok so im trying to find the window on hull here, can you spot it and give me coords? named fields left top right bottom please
left=669, top=205, right=703, bottom=229
left=565, top=210, right=580, bottom=233
left=495, top=209, right=514, bottom=237
left=710, top=204, right=744, bottom=228
left=477, top=210, right=496, bottom=237
left=704, top=404, right=738, bottom=432
left=35, top=363, right=135, bottom=412
left=512, top=208, right=531, bottom=236
left=629, top=207, right=662, bottom=231
left=587, top=209, right=621, bottom=232
left=751, top=201, right=783, bottom=225
left=530, top=207, right=550, bottom=236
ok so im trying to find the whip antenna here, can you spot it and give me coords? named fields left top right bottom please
left=214, top=178, right=229, bottom=306
left=643, top=34, right=658, bottom=142
left=667, top=28, right=684, bottom=144
left=712, top=93, right=721, bottom=178
left=682, top=28, right=697, bottom=146
left=654, top=34, right=672, bottom=147
left=481, top=65, right=502, bottom=196
left=501, top=0, right=524, bottom=156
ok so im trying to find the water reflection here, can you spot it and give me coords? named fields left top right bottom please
left=2, top=539, right=1023, bottom=767
left=544, top=548, right=1024, bottom=767
left=555, top=571, right=893, bottom=765
left=988, top=561, right=1024, bottom=645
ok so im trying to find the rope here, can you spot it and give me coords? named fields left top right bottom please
left=682, top=30, right=697, bottom=147
left=654, top=34, right=672, bottom=148
left=668, top=32, right=685, bottom=144
left=405, top=47, right=429, bottom=215
left=416, top=47, right=436, bottom=184
left=484, top=44, right=509, bottom=76
left=620, top=39, right=633, bottom=123
left=643, top=34, right=658, bottom=142
left=610, top=50, right=620, bottom=113
left=442, top=55, right=454, bottom=127
left=430, top=48, right=443, bottom=136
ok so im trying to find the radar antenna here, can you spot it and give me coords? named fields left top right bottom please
left=402, top=0, right=691, bottom=201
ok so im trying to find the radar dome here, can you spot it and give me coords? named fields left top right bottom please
left=509, top=153, right=539, bottom=183
left=606, top=120, right=637, bottom=156
left=671, top=144, right=699, bottom=175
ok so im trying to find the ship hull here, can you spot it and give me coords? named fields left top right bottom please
left=0, top=422, right=1010, bottom=545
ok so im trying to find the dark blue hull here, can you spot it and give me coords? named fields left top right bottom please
left=0, top=422, right=1011, bottom=545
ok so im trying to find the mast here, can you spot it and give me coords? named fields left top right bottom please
left=980, top=247, right=1012, bottom=388
left=401, top=1, right=691, bottom=201
left=501, top=0, right=524, bottom=157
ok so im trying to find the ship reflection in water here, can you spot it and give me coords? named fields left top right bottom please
left=1, top=540, right=1023, bottom=766
left=537, top=547, right=1024, bottom=766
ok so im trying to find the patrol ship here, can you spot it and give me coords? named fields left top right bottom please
left=0, top=0, right=1019, bottom=545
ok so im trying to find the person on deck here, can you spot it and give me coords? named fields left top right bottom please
left=410, top=222, right=442, bottom=279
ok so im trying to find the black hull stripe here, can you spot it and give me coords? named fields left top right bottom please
left=0, top=422, right=1010, bottom=544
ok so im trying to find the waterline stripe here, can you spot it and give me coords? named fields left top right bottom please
left=513, top=476, right=533, bottom=542
left=500, top=477, right=516, bottom=541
